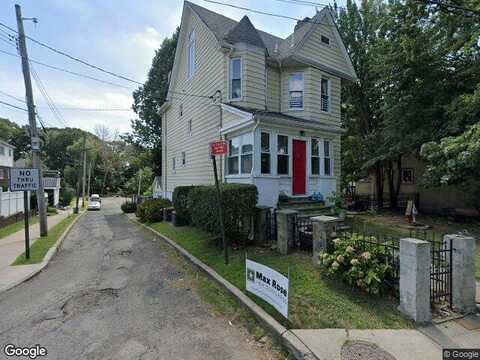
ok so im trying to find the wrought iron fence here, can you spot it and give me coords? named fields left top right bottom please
left=292, top=217, right=313, bottom=253
left=430, top=238, right=453, bottom=306
left=265, top=208, right=277, bottom=243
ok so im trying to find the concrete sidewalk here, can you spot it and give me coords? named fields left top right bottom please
left=0, top=210, right=71, bottom=293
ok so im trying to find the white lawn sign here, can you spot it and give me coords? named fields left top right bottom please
left=245, top=259, right=289, bottom=319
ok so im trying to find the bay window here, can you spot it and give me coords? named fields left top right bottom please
left=277, top=135, right=289, bottom=175
left=227, top=134, right=253, bottom=175
left=311, top=138, right=320, bottom=175
left=230, top=58, right=242, bottom=100
left=289, top=73, right=304, bottom=110
left=261, top=132, right=271, bottom=174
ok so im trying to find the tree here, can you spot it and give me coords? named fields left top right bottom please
left=126, top=28, right=179, bottom=176
left=0, top=117, right=30, bottom=160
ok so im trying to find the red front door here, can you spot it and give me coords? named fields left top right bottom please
left=292, top=140, right=306, bottom=195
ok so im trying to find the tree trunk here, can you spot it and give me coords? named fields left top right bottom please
left=387, top=156, right=402, bottom=210
left=374, top=162, right=384, bottom=209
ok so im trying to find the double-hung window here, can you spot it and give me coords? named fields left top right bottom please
left=230, top=58, right=242, bottom=100
left=261, top=132, right=271, bottom=174
left=324, top=140, right=332, bottom=176
left=187, top=30, right=196, bottom=79
left=172, top=157, right=176, bottom=173
left=227, top=134, right=253, bottom=175
left=321, top=78, right=330, bottom=112
left=277, top=135, right=289, bottom=175
left=311, top=138, right=320, bottom=175
left=289, top=73, right=304, bottom=110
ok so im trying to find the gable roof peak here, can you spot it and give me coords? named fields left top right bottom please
left=224, top=15, right=266, bottom=49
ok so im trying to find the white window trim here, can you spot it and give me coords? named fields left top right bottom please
left=260, top=132, right=271, bottom=175
left=323, top=139, right=333, bottom=176
left=321, top=77, right=331, bottom=113
left=187, top=30, right=196, bottom=80
left=277, top=134, right=290, bottom=176
left=229, top=57, right=242, bottom=101
left=311, top=137, right=321, bottom=176
left=288, top=72, right=304, bottom=111
left=226, top=133, right=253, bottom=176
left=321, top=35, right=330, bottom=46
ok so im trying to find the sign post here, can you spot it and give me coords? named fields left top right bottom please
left=9, top=168, right=40, bottom=260
left=209, top=140, right=228, bottom=265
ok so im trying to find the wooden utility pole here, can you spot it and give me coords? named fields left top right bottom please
left=137, top=170, right=142, bottom=197
left=15, top=4, right=48, bottom=236
left=74, top=134, right=86, bottom=214
left=86, top=161, right=92, bottom=199
left=81, top=138, right=87, bottom=207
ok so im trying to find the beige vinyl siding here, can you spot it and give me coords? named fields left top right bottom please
left=222, top=109, right=244, bottom=128
left=228, top=46, right=266, bottom=110
left=298, top=16, right=352, bottom=77
left=309, top=67, right=341, bottom=127
left=266, top=66, right=280, bottom=112
left=165, top=8, right=227, bottom=193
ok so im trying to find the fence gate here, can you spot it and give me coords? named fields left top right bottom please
left=292, top=217, right=313, bottom=253
left=265, top=208, right=277, bottom=243
left=430, top=238, right=453, bottom=307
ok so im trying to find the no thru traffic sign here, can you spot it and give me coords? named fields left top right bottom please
left=9, top=168, right=40, bottom=192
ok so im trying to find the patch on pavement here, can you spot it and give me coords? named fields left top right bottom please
left=341, top=340, right=396, bottom=360
left=61, top=288, right=118, bottom=317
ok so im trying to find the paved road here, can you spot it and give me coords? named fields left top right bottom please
left=0, top=198, right=271, bottom=360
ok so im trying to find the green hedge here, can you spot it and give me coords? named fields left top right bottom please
left=121, top=201, right=137, bottom=213
left=187, top=184, right=258, bottom=244
left=172, top=186, right=196, bottom=225
left=135, top=198, right=172, bottom=222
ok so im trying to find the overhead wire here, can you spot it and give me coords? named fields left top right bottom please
left=0, top=99, right=27, bottom=112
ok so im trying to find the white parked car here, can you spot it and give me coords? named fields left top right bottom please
left=90, top=194, right=101, bottom=202
left=87, top=200, right=101, bottom=211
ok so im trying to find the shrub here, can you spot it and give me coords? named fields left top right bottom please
left=60, top=187, right=75, bottom=207
left=187, top=183, right=258, bottom=244
left=320, top=234, right=393, bottom=295
left=47, top=206, right=58, bottom=215
left=172, top=186, right=196, bottom=225
left=135, top=198, right=172, bottom=222
left=121, top=201, right=137, bottom=214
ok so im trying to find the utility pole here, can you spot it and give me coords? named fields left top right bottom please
left=86, top=161, right=92, bottom=200
left=81, top=138, right=87, bottom=208
left=137, top=170, right=142, bottom=197
left=16, top=4, right=47, bottom=236
left=74, top=134, right=86, bottom=214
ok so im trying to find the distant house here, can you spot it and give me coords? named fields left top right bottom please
left=355, top=154, right=478, bottom=216
left=159, top=2, right=357, bottom=208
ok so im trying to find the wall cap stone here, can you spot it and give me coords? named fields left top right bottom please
left=311, top=215, right=341, bottom=223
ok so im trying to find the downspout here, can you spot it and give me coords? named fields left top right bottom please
left=277, top=59, right=282, bottom=112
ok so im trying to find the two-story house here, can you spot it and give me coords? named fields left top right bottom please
left=159, top=1, right=357, bottom=208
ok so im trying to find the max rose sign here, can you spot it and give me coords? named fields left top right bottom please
left=246, top=259, right=289, bottom=318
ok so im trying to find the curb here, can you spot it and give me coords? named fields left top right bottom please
left=129, top=217, right=318, bottom=360
left=0, top=210, right=86, bottom=295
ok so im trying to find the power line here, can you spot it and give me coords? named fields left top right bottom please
left=0, top=89, right=26, bottom=104
left=420, top=0, right=480, bottom=15
left=0, top=48, right=132, bottom=89
left=54, top=107, right=133, bottom=112
left=0, top=21, right=143, bottom=85
left=201, top=0, right=328, bottom=23
left=0, top=99, right=27, bottom=111
left=271, top=0, right=329, bottom=8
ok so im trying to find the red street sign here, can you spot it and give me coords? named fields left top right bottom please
left=210, top=140, right=228, bottom=156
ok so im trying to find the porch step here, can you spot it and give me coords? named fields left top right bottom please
left=278, top=200, right=326, bottom=210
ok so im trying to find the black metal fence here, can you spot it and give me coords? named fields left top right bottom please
left=350, top=193, right=420, bottom=211
left=292, top=217, right=313, bottom=253
left=265, top=208, right=277, bottom=243
left=430, top=238, right=453, bottom=306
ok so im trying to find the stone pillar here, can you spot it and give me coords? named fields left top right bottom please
left=311, top=215, right=342, bottom=264
left=254, top=206, right=270, bottom=246
left=276, top=209, right=298, bottom=255
left=398, top=238, right=431, bottom=324
left=446, top=234, right=477, bottom=313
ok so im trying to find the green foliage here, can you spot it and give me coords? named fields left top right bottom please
left=327, top=193, right=346, bottom=217
left=320, top=235, right=394, bottom=295
left=172, top=186, right=196, bottom=225
left=121, top=200, right=137, bottom=213
left=60, top=187, right=75, bottom=207
left=47, top=206, right=58, bottom=215
left=278, top=192, right=289, bottom=203
left=187, top=184, right=258, bottom=243
left=0, top=117, right=30, bottom=160
left=126, top=28, right=179, bottom=175
left=123, top=166, right=154, bottom=196
left=135, top=198, right=172, bottom=222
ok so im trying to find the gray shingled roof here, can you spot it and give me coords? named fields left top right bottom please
left=185, top=1, right=283, bottom=55
left=225, top=16, right=266, bottom=50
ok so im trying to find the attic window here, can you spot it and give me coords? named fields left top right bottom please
left=321, top=35, right=330, bottom=45
left=187, top=30, right=196, bottom=79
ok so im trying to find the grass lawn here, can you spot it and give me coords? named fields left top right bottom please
left=353, top=212, right=480, bottom=281
left=12, top=213, right=79, bottom=265
left=0, top=216, right=39, bottom=240
left=147, top=222, right=412, bottom=330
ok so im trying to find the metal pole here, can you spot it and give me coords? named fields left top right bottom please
left=137, top=170, right=142, bottom=197
left=16, top=4, right=48, bottom=236
left=86, top=161, right=92, bottom=199
left=74, top=134, right=86, bottom=214
left=212, top=155, right=228, bottom=264
left=24, top=191, right=30, bottom=260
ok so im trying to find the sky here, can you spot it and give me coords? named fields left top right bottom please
left=0, top=0, right=344, bottom=135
